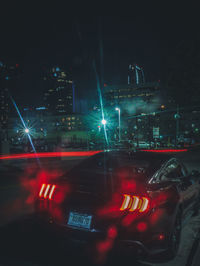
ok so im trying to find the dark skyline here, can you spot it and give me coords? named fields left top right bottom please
left=0, top=3, right=199, bottom=106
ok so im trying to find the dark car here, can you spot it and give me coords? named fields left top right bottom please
left=34, top=150, right=200, bottom=262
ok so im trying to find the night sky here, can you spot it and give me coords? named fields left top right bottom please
left=0, top=2, right=199, bottom=106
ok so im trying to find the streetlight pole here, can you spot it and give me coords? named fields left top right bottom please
left=174, top=105, right=180, bottom=147
left=115, top=108, right=121, bottom=142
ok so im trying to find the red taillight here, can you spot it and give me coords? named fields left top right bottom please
left=39, top=184, right=46, bottom=197
left=49, top=185, right=56, bottom=200
left=39, top=183, right=56, bottom=200
left=120, top=194, right=150, bottom=213
left=44, top=184, right=51, bottom=198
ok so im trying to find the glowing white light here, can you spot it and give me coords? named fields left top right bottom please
left=25, top=128, right=29, bottom=134
left=101, top=119, right=107, bottom=125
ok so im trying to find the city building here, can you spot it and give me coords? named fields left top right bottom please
left=103, top=81, right=161, bottom=111
left=0, top=61, right=21, bottom=140
left=43, top=67, right=75, bottom=115
left=8, top=111, right=86, bottom=145
left=102, top=81, right=172, bottom=143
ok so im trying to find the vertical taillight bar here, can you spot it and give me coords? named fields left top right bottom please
left=120, top=194, right=150, bottom=213
left=43, top=184, right=51, bottom=198
left=139, top=197, right=149, bottom=212
left=49, top=185, right=56, bottom=200
left=39, top=183, right=56, bottom=200
left=39, top=184, right=46, bottom=198
left=129, top=196, right=140, bottom=212
left=120, top=194, right=132, bottom=211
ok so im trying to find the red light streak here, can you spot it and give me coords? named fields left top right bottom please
left=140, top=149, right=187, bottom=153
left=0, top=150, right=103, bottom=160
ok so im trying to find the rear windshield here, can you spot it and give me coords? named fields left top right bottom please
left=64, top=152, right=152, bottom=186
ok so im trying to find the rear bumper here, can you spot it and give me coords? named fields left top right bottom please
left=28, top=212, right=168, bottom=260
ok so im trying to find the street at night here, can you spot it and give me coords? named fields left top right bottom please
left=1, top=2, right=200, bottom=266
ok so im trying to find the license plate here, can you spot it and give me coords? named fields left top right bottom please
left=67, top=212, right=92, bottom=229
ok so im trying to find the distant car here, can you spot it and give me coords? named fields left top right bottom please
left=133, top=141, right=153, bottom=148
left=34, top=150, right=200, bottom=262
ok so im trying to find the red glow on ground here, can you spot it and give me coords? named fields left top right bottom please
left=0, top=150, right=103, bottom=160
left=137, top=222, right=147, bottom=232
left=140, top=149, right=187, bottom=153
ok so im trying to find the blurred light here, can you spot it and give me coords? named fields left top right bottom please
left=107, top=226, right=117, bottom=239
left=161, top=105, right=165, bottom=109
left=101, top=119, right=107, bottom=125
left=137, top=222, right=147, bottom=232
left=115, top=107, right=120, bottom=111
left=141, top=149, right=187, bottom=153
left=36, top=107, right=46, bottom=110
left=158, top=234, right=165, bottom=240
left=25, top=128, right=29, bottom=134
left=0, top=151, right=103, bottom=160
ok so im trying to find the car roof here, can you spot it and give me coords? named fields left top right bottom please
left=98, top=150, right=173, bottom=161
left=82, top=150, right=174, bottom=171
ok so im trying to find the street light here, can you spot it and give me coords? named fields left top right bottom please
left=101, top=119, right=107, bottom=125
left=24, top=128, right=29, bottom=134
left=115, top=107, right=121, bottom=142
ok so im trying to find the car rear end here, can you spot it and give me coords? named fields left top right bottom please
left=34, top=152, right=178, bottom=260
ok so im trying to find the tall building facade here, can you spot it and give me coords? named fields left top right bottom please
left=102, top=81, right=164, bottom=142
left=43, top=67, right=75, bottom=115
left=0, top=61, right=21, bottom=140
left=103, top=82, right=161, bottom=110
